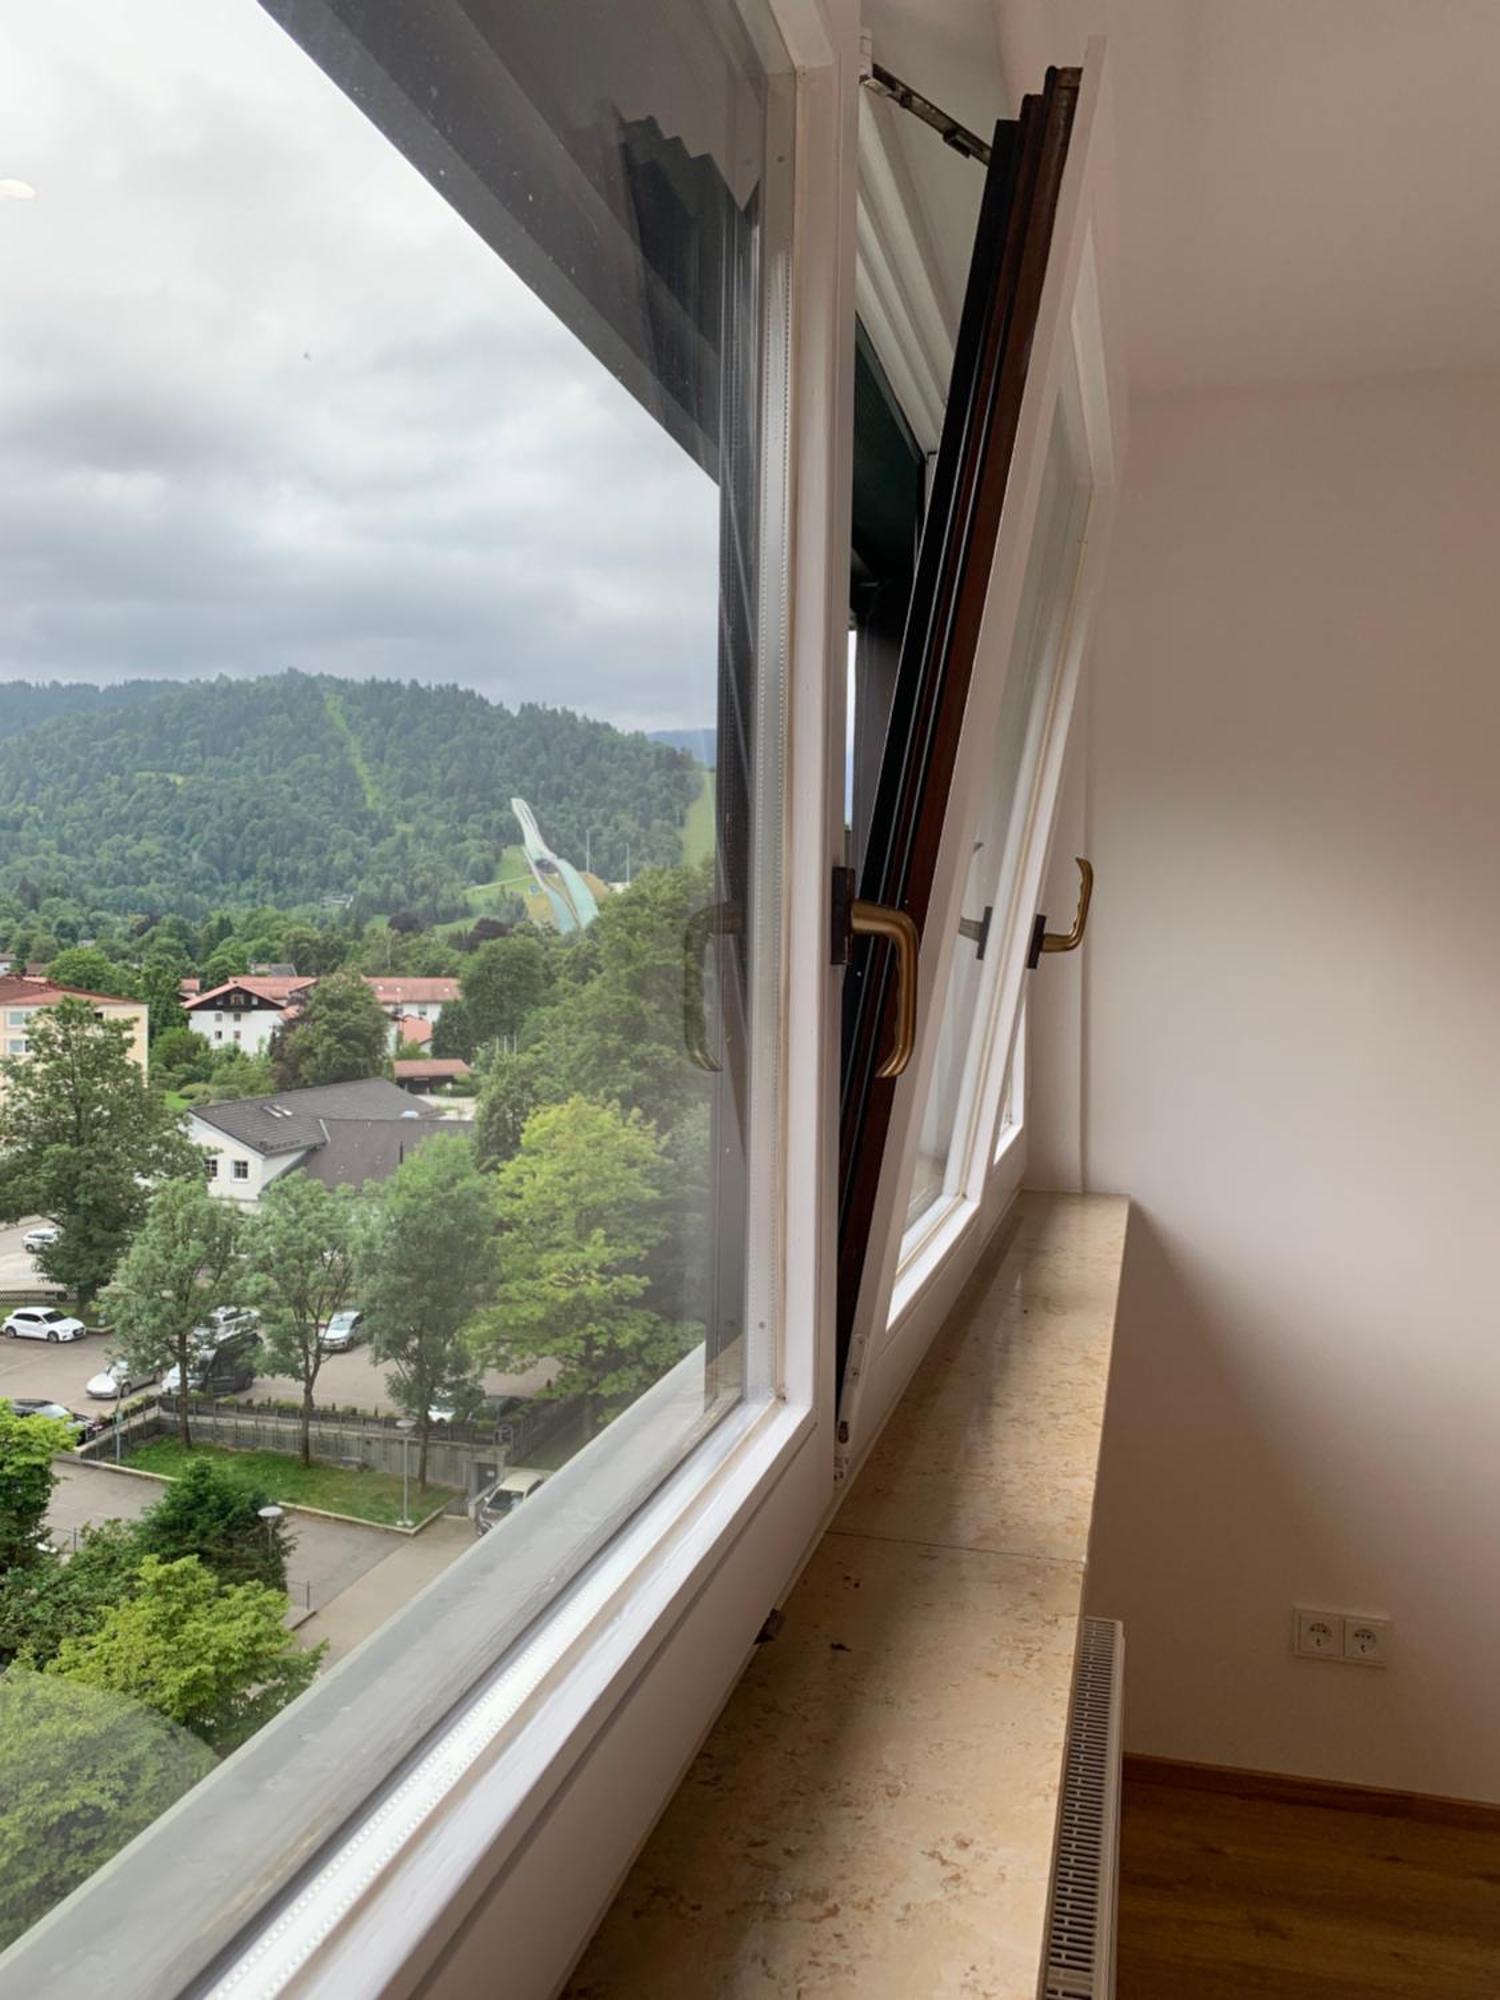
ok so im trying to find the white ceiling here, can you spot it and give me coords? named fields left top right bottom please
left=863, top=0, right=1500, bottom=400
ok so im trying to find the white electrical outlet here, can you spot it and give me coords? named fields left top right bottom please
left=1342, top=1614, right=1391, bottom=1668
left=1293, top=1608, right=1341, bottom=1658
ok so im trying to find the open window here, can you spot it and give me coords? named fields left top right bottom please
left=2, top=1, right=847, bottom=1994
left=837, top=45, right=1124, bottom=1468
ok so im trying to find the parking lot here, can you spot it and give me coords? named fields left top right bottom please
left=2, top=1205, right=553, bottom=1418
left=0, top=1215, right=62, bottom=1298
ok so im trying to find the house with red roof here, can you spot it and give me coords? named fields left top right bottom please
left=182, top=974, right=317, bottom=1058
left=0, top=974, right=150, bottom=1103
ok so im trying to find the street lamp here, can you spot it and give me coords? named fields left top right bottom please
left=395, top=1417, right=415, bottom=1527
left=257, top=1503, right=284, bottom=1564
left=585, top=827, right=599, bottom=875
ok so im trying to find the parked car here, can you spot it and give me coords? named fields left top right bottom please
left=474, top=1468, right=549, bottom=1536
left=85, top=1357, right=156, bottom=1400
left=319, top=1308, right=365, bottom=1353
left=161, top=1326, right=259, bottom=1396
left=3, top=1306, right=87, bottom=1343
left=8, top=1398, right=103, bottom=1441
left=209, top=1305, right=259, bottom=1334
left=22, top=1224, right=60, bottom=1254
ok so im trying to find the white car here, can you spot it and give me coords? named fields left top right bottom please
left=474, top=1468, right=549, bottom=1536
left=86, top=1357, right=155, bottom=1399
left=22, top=1224, right=60, bottom=1254
left=209, top=1305, right=259, bottom=1334
left=3, top=1306, right=87, bottom=1343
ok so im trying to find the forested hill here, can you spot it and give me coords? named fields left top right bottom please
left=0, top=679, right=177, bottom=743
left=0, top=673, right=699, bottom=919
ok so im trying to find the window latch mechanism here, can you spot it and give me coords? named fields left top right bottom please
left=831, top=867, right=919, bottom=1079
left=1026, top=857, right=1094, bottom=969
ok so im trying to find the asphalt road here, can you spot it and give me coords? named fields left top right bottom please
left=0, top=1215, right=59, bottom=1296
left=250, top=1342, right=553, bottom=1414
left=49, top=1458, right=398, bottom=1615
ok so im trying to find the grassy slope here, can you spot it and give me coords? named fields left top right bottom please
left=123, top=1439, right=449, bottom=1524
left=681, top=768, right=715, bottom=867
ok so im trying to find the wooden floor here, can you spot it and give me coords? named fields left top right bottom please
left=1117, top=1769, right=1500, bottom=1998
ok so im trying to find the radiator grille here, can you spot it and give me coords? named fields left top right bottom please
left=1044, top=1615, right=1124, bottom=2000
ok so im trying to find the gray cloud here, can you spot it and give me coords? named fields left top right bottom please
left=0, top=0, right=721, bottom=732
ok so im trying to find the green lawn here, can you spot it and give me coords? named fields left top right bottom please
left=123, top=1439, right=447, bottom=1526
left=681, top=768, right=715, bottom=867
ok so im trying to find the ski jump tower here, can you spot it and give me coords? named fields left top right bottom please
left=510, top=798, right=601, bottom=934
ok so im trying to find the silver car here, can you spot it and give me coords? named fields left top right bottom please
left=86, top=1357, right=155, bottom=1399
left=22, top=1224, right=60, bottom=1254
left=3, top=1306, right=87, bottom=1343
left=319, top=1308, right=365, bottom=1353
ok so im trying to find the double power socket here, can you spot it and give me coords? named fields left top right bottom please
left=1293, top=1607, right=1392, bottom=1668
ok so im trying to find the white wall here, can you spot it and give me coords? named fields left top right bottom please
left=1035, top=371, right=1500, bottom=1802
left=189, top=1116, right=306, bottom=1204
left=188, top=1008, right=283, bottom=1057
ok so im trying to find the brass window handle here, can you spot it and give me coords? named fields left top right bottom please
left=1027, top=857, right=1094, bottom=968
left=851, top=899, right=919, bottom=1079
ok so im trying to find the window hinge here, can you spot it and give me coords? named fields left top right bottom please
left=958, top=904, right=993, bottom=961
left=830, top=864, right=856, bottom=964
left=858, top=36, right=994, bottom=168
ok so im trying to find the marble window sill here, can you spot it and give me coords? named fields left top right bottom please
left=565, top=1190, right=1129, bottom=2000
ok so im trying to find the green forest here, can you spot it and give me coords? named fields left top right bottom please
left=0, top=673, right=700, bottom=920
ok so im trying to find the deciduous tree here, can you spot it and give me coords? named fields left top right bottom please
left=0, top=1673, right=217, bottom=1951
left=476, top=1097, right=694, bottom=1439
left=0, top=999, right=197, bottom=1309
left=272, top=969, right=390, bottom=1087
left=242, top=1177, right=357, bottom=1468
left=355, top=1136, right=493, bottom=1488
left=0, top=1402, right=74, bottom=1572
left=460, top=933, right=548, bottom=1053
left=0, top=1519, right=145, bottom=1668
left=46, top=1554, right=322, bottom=1755
left=106, top=1179, right=243, bottom=1450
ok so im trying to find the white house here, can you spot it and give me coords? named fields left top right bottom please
left=187, top=1077, right=448, bottom=1204
left=182, top=974, right=314, bottom=1058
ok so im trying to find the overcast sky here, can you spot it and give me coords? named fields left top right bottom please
left=0, top=0, right=720, bottom=734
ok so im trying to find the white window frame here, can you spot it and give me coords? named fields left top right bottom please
left=837, top=40, right=1126, bottom=1482
left=225, top=15, right=854, bottom=1992
left=3, top=7, right=856, bottom=1999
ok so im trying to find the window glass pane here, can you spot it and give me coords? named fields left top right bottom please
left=0, top=0, right=792, bottom=1974
left=904, top=388, right=1089, bottom=1240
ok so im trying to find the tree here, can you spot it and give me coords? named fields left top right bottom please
left=135, top=1457, right=293, bottom=1591
left=430, top=996, right=475, bottom=1061
left=44, top=946, right=140, bottom=999
left=106, top=1179, right=243, bottom=1450
left=0, top=1673, right=217, bottom=1951
left=523, top=866, right=714, bottom=1127
left=0, top=999, right=198, bottom=1309
left=201, top=941, right=250, bottom=987
left=461, top=933, right=549, bottom=1052
left=473, top=1048, right=539, bottom=1169
left=354, top=1136, right=494, bottom=1488
left=272, top=969, right=390, bottom=1087
left=476, top=1098, right=694, bottom=1439
left=0, top=1403, right=74, bottom=1572
left=151, top=1024, right=211, bottom=1084
left=204, top=1046, right=275, bottom=1101
left=0, top=1520, right=145, bottom=1668
left=241, top=1178, right=356, bottom=1468
left=139, top=956, right=189, bottom=1043
left=47, top=1554, right=323, bottom=1755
